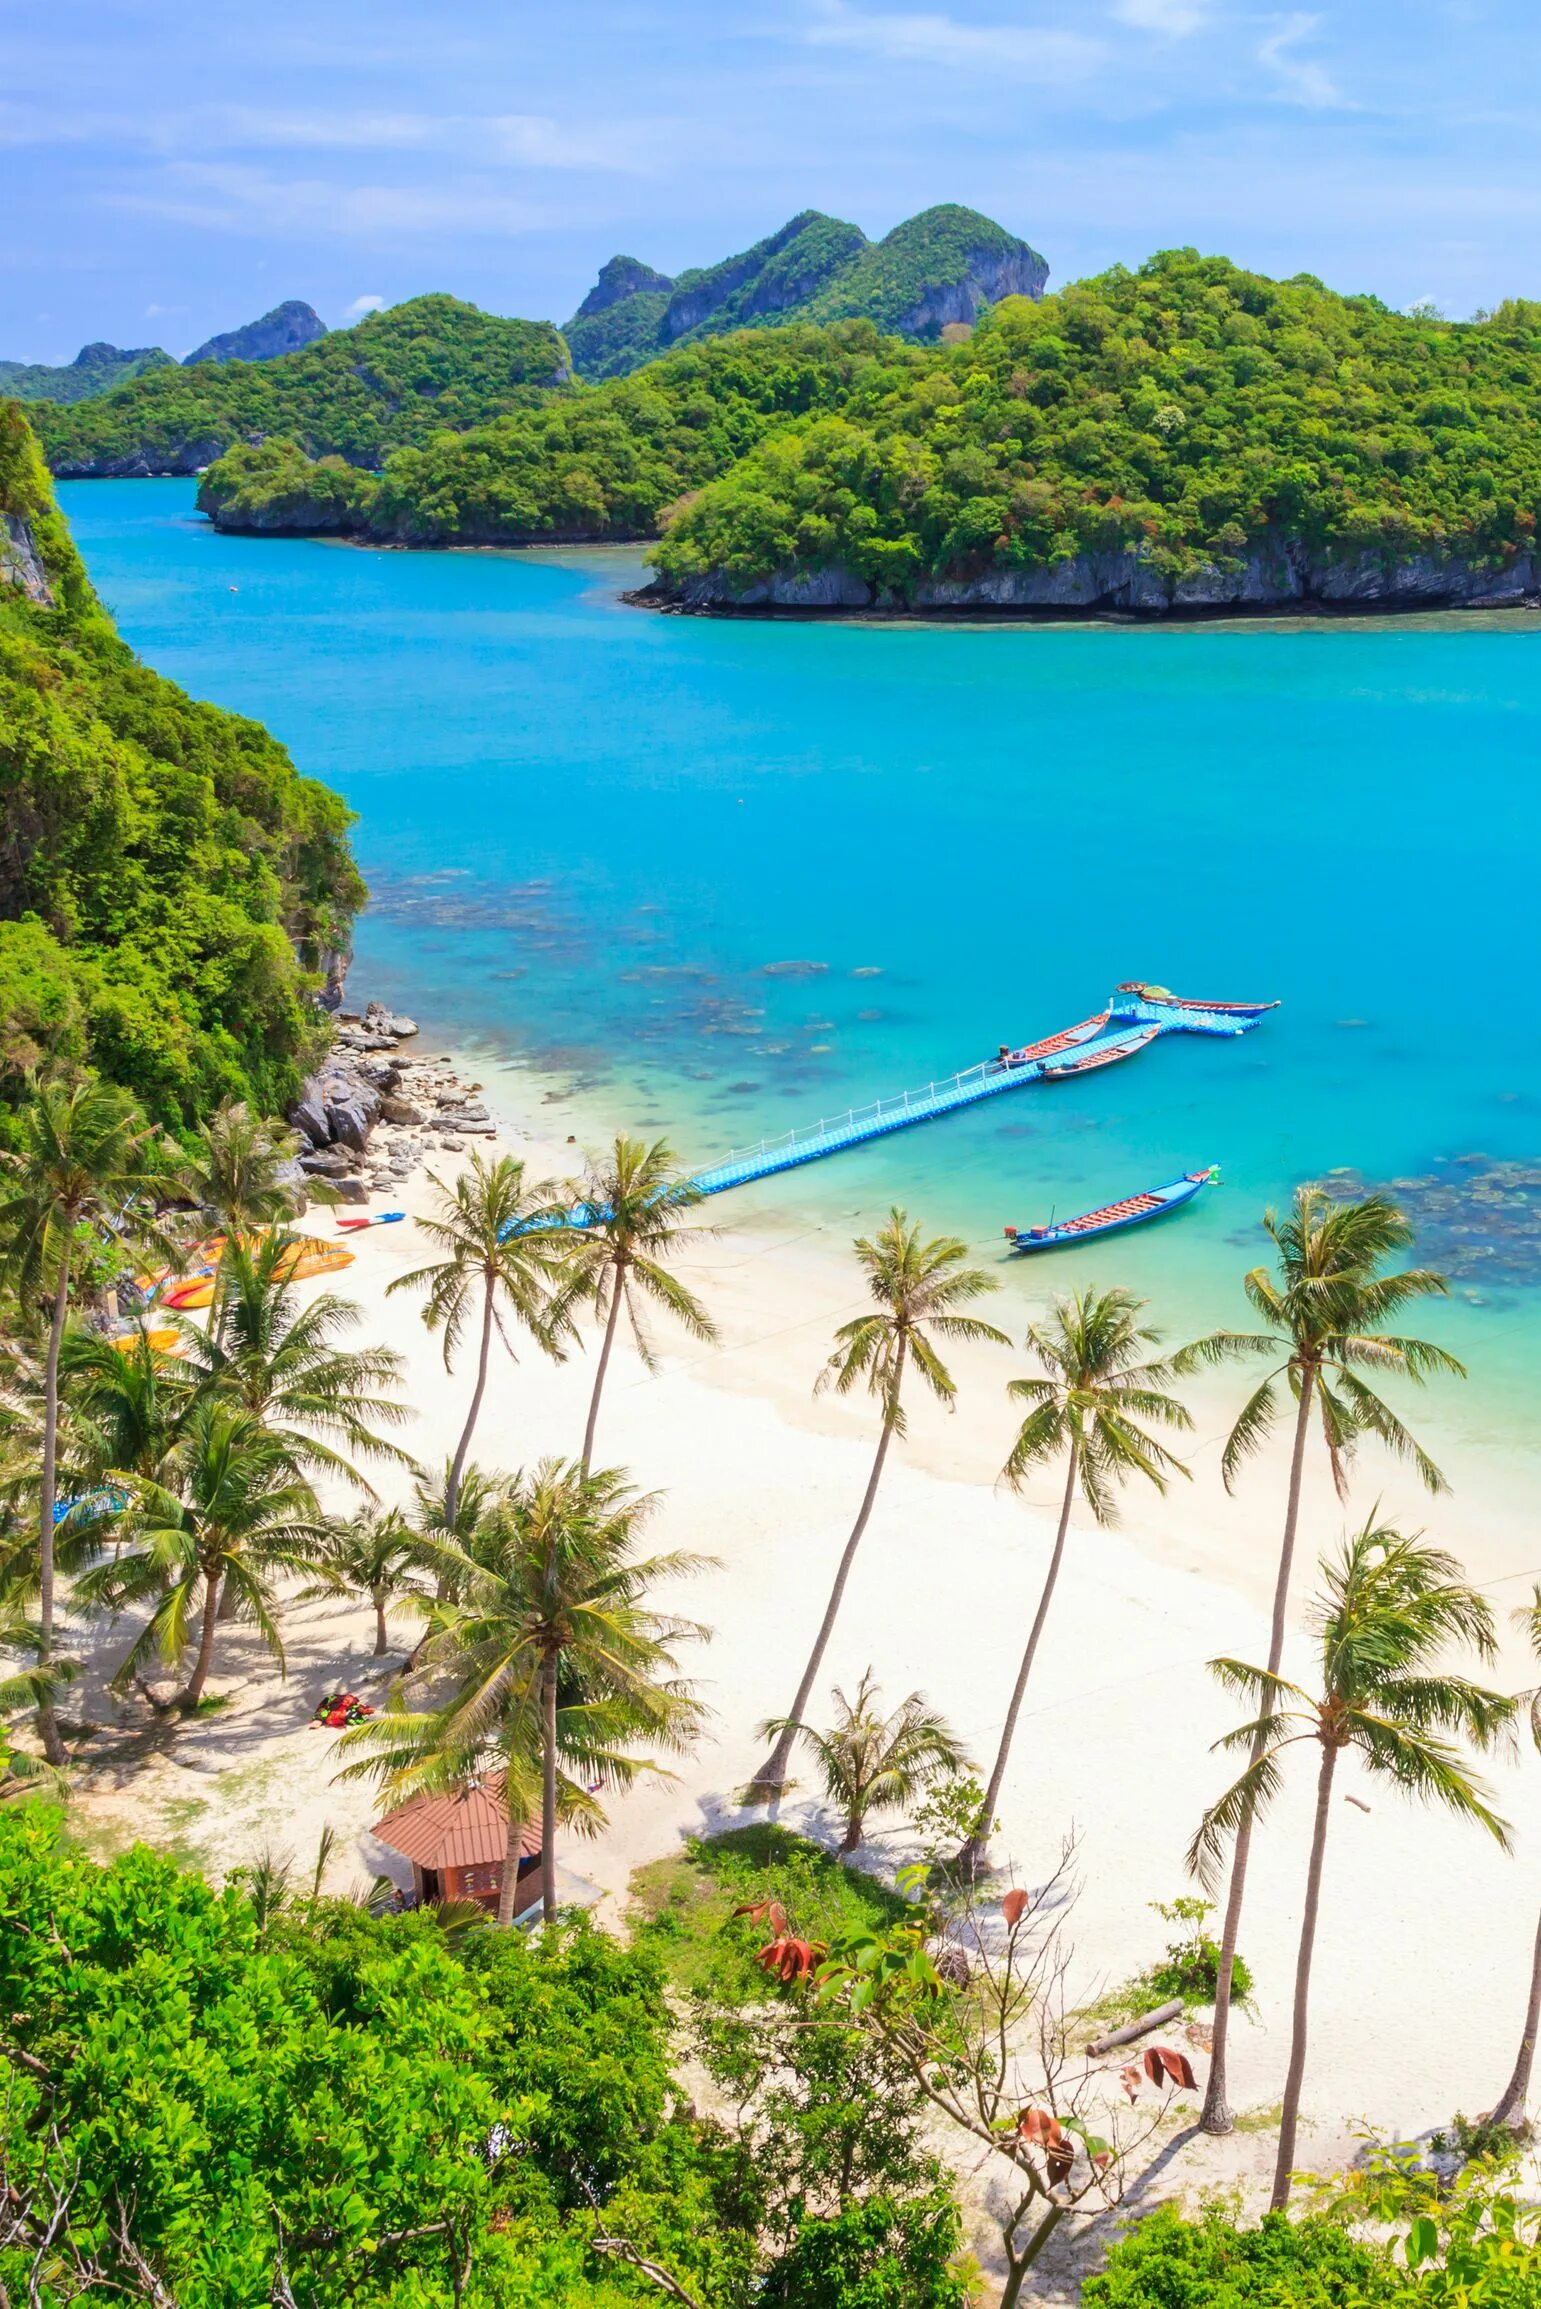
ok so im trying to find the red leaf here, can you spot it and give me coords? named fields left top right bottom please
left=1144, top=2045, right=1198, bottom=2091
left=1001, top=1888, right=1030, bottom=1929
left=1119, top=2063, right=1142, bottom=2104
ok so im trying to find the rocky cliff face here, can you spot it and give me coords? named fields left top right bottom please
left=893, top=241, right=1050, bottom=335
left=50, top=438, right=231, bottom=481
left=185, top=300, right=327, bottom=366
left=644, top=537, right=1541, bottom=620
left=0, top=513, right=54, bottom=605
left=0, top=339, right=175, bottom=404
left=575, top=256, right=676, bottom=319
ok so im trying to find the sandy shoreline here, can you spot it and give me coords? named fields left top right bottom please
left=68, top=1040, right=1541, bottom=2282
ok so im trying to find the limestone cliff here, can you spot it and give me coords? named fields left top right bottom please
left=184, top=300, right=327, bottom=365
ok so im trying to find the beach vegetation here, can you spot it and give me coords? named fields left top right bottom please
left=1175, top=1186, right=1465, bottom=2134
left=1481, top=1582, right=1541, bottom=2134
left=178, top=1095, right=328, bottom=1233
left=298, top=1503, right=431, bottom=1655
left=958, top=1285, right=1191, bottom=1876
left=1192, top=1519, right=1513, bottom=2209
left=552, top=1133, right=717, bottom=1473
left=1081, top=2201, right=1402, bottom=2305
left=760, top=1667, right=969, bottom=1850
left=747, top=1209, right=1007, bottom=1799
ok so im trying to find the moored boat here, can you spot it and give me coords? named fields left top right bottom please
left=1039, top=1024, right=1159, bottom=1078
left=1114, top=982, right=1279, bottom=1018
left=995, top=1013, right=1109, bottom=1069
left=1005, top=1165, right=1220, bottom=1252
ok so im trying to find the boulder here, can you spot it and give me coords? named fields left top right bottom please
left=365, top=1001, right=418, bottom=1037
left=290, top=1078, right=331, bottom=1146
left=333, top=1175, right=370, bottom=1204
left=380, top=1095, right=425, bottom=1126
left=300, top=1146, right=353, bottom=1177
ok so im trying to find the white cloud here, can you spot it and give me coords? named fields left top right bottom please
left=803, top=3, right=1105, bottom=81
left=216, top=108, right=436, bottom=150
left=344, top=293, right=385, bottom=318
left=110, top=164, right=554, bottom=242
left=1258, top=12, right=1346, bottom=108
left=491, top=113, right=657, bottom=172
left=1114, top=0, right=1206, bottom=32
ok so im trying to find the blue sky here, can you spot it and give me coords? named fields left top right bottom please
left=5, top=0, right=1538, bottom=360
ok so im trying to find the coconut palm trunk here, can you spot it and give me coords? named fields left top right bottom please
left=581, top=1261, right=626, bottom=1476
left=1272, top=1737, right=1339, bottom=2209
left=372, top=1584, right=390, bottom=1656
left=749, top=1348, right=904, bottom=1802
left=540, top=1653, right=559, bottom=1922
left=959, top=1443, right=1079, bottom=1877
left=446, top=1286, right=497, bottom=1525
left=1489, top=1902, right=1541, bottom=2132
left=176, top=1566, right=224, bottom=1714
left=496, top=1801, right=527, bottom=1929
left=1202, top=1372, right=1316, bottom=2132
left=36, top=1262, right=71, bottom=1764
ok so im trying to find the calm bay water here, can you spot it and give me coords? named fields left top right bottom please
left=60, top=479, right=1541, bottom=1433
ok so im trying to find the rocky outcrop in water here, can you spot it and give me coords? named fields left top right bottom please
left=643, top=536, right=1541, bottom=620
left=287, top=1003, right=500, bottom=1199
left=185, top=301, right=327, bottom=365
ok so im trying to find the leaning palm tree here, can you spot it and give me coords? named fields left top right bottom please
left=181, top=1233, right=409, bottom=1488
left=1174, top=1185, right=1464, bottom=2134
left=301, top=1507, right=430, bottom=1656
left=1192, top=1520, right=1512, bottom=2208
left=747, top=1212, right=1007, bottom=1803
left=1486, top=1586, right=1541, bottom=2133
left=387, top=1154, right=570, bottom=1521
left=176, top=1097, right=331, bottom=1236
left=76, top=1398, right=330, bottom=1713
left=0, top=1081, right=170, bottom=1759
left=342, top=1460, right=711, bottom=1923
left=956, top=1287, right=1191, bottom=1877
left=552, top=1136, right=717, bottom=1473
left=762, top=1668, right=968, bottom=1850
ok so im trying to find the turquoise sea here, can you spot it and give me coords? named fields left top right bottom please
left=59, top=480, right=1541, bottom=1454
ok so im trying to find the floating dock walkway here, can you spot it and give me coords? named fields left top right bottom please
left=685, top=983, right=1275, bottom=1203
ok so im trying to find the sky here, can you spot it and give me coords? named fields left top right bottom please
left=4, top=0, right=1540, bottom=361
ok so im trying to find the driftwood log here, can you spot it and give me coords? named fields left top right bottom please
left=1087, top=1999, right=1184, bottom=2057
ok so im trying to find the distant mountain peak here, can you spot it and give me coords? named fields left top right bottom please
left=184, top=300, right=328, bottom=367
left=562, top=204, right=1047, bottom=379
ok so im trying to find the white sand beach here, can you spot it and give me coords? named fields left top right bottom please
left=67, top=1059, right=1541, bottom=2288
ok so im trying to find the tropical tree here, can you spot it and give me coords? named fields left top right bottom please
left=1174, top=1185, right=1465, bottom=2134
left=176, top=1098, right=329, bottom=1236
left=553, top=1135, right=716, bottom=1473
left=302, top=1507, right=430, bottom=1656
left=386, top=1154, right=569, bottom=1521
left=181, top=1233, right=409, bottom=1487
left=762, top=1668, right=968, bottom=1850
left=748, top=1212, right=1007, bottom=1803
left=344, top=1460, right=711, bottom=1924
left=0, top=1081, right=170, bottom=1759
left=60, top=1324, right=192, bottom=1486
left=76, top=1398, right=331, bottom=1713
left=1486, top=1585, right=1541, bottom=2133
left=1191, top=1521, right=1512, bottom=2208
left=957, top=1287, right=1191, bottom=1877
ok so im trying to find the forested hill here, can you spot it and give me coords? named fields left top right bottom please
left=197, top=323, right=908, bottom=542
left=565, top=203, right=1048, bottom=379
left=31, top=296, right=571, bottom=478
left=0, top=340, right=175, bottom=405
left=0, top=400, right=362, bottom=1127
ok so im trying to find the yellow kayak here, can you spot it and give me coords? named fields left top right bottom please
left=112, top=1328, right=184, bottom=1356
left=273, top=1239, right=356, bottom=1281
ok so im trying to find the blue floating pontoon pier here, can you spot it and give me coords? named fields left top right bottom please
left=684, top=982, right=1276, bottom=1203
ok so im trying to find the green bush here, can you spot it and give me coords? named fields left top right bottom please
left=1083, top=2203, right=1403, bottom=2307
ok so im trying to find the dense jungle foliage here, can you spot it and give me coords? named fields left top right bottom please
left=199, top=324, right=910, bottom=541
left=0, top=400, right=361, bottom=1128
left=0, top=1814, right=969, bottom=2308
left=197, top=253, right=1541, bottom=598
left=31, top=297, right=570, bottom=474
left=652, top=251, right=1541, bottom=595
left=0, top=341, right=175, bottom=404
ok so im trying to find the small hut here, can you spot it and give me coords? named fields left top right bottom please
left=371, top=1776, right=543, bottom=1918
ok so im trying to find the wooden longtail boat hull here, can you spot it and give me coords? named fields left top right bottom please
left=996, top=1013, right=1110, bottom=1068
left=1115, top=982, right=1278, bottom=1017
left=1039, top=1025, right=1159, bottom=1078
left=1006, top=1167, right=1219, bottom=1252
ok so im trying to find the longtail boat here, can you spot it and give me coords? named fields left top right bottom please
left=1115, top=982, right=1279, bottom=1018
left=1006, top=1166, right=1220, bottom=1253
left=1039, top=1025, right=1159, bottom=1078
left=995, top=1013, right=1109, bottom=1069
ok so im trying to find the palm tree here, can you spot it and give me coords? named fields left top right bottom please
left=343, top=1460, right=711, bottom=1923
left=302, top=1507, right=430, bottom=1656
left=76, top=1398, right=330, bottom=1713
left=181, top=1233, right=409, bottom=1487
left=60, top=1324, right=192, bottom=1487
left=552, top=1136, right=717, bottom=1473
left=176, top=1097, right=330, bottom=1235
left=1174, top=1185, right=1464, bottom=2134
left=387, top=1154, right=570, bottom=1522
left=761, top=1668, right=968, bottom=1850
left=1487, top=1585, right=1541, bottom=2133
left=1191, top=1520, right=1512, bottom=2208
left=0, top=1081, right=170, bottom=1759
left=956, top=1287, right=1191, bottom=1877
left=747, top=1211, right=1007, bottom=1803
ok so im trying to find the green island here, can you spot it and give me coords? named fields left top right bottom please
left=0, top=400, right=362, bottom=1128
left=0, top=341, right=176, bottom=405
left=30, top=296, right=570, bottom=478
left=198, top=251, right=1541, bottom=617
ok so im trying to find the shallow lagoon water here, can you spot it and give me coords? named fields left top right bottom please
left=60, top=479, right=1541, bottom=1448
